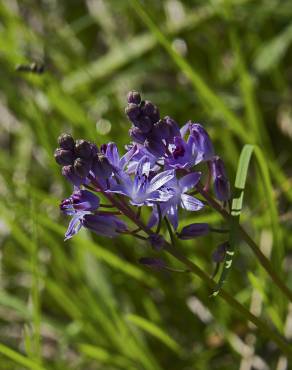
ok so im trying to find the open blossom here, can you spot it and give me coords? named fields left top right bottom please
left=55, top=91, right=230, bottom=246
left=108, top=156, right=175, bottom=206
left=148, top=172, right=204, bottom=230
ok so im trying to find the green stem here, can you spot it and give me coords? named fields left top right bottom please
left=196, top=182, right=292, bottom=302
left=163, top=242, right=292, bottom=360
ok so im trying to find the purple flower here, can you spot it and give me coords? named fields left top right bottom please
left=139, top=257, right=166, bottom=270
left=60, top=190, right=100, bottom=215
left=108, top=156, right=175, bottom=206
left=148, top=172, right=204, bottom=230
left=178, top=223, right=210, bottom=240
left=165, top=122, right=214, bottom=169
left=211, top=156, right=230, bottom=201
left=81, top=213, right=127, bottom=238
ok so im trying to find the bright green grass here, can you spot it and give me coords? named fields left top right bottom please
left=0, top=1, right=291, bottom=369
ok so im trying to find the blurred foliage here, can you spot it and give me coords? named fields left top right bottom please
left=0, top=0, right=292, bottom=369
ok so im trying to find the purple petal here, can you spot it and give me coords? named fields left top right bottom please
left=167, top=204, right=179, bottom=230
left=105, top=142, right=120, bottom=168
left=180, top=194, right=204, bottom=211
left=179, top=172, right=201, bottom=193
left=64, top=213, right=83, bottom=240
left=148, top=170, right=175, bottom=192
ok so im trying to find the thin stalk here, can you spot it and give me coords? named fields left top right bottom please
left=163, top=242, right=292, bottom=360
left=196, top=182, right=292, bottom=302
left=164, top=217, right=176, bottom=246
left=155, top=204, right=162, bottom=234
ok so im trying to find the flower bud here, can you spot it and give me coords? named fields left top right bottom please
left=212, top=242, right=228, bottom=263
left=127, top=91, right=141, bottom=105
left=58, top=133, right=75, bottom=150
left=75, top=139, right=93, bottom=159
left=60, top=190, right=100, bottom=215
left=144, top=137, right=165, bottom=157
left=214, top=176, right=231, bottom=201
left=82, top=213, right=126, bottom=237
left=139, top=257, right=166, bottom=270
left=177, top=223, right=209, bottom=240
left=125, top=103, right=140, bottom=121
left=74, top=157, right=91, bottom=178
left=54, top=148, right=75, bottom=166
left=62, top=165, right=84, bottom=186
left=148, top=234, right=165, bottom=250
left=129, top=126, right=147, bottom=144
left=189, top=123, right=214, bottom=161
left=92, top=153, right=113, bottom=179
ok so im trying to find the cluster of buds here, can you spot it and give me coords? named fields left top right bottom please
left=126, top=91, right=180, bottom=156
left=54, top=135, right=112, bottom=186
left=55, top=91, right=231, bottom=269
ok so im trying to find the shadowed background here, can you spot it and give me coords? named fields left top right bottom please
left=0, top=0, right=292, bottom=369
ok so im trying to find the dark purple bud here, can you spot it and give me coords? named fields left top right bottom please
left=135, top=115, right=153, bottom=133
left=178, top=223, right=209, bottom=240
left=212, top=242, right=228, bottom=263
left=211, top=156, right=227, bottom=179
left=129, top=126, right=147, bottom=144
left=189, top=123, right=214, bottom=161
left=82, top=213, right=126, bottom=237
left=214, top=175, right=231, bottom=201
left=125, top=103, right=140, bottom=121
left=140, top=100, right=160, bottom=124
left=144, top=137, right=165, bottom=157
left=139, top=257, right=166, bottom=270
left=54, top=148, right=75, bottom=166
left=127, top=91, right=141, bottom=105
left=75, top=140, right=93, bottom=159
left=100, top=144, right=107, bottom=154
left=60, top=189, right=100, bottom=214
left=74, top=157, right=91, bottom=178
left=58, top=133, right=75, bottom=150
left=92, top=153, right=113, bottom=179
left=148, top=234, right=165, bottom=250
left=62, top=165, right=84, bottom=186
left=164, top=116, right=180, bottom=139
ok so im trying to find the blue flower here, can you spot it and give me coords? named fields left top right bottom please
left=61, top=189, right=126, bottom=240
left=148, top=172, right=204, bottom=230
left=165, top=122, right=214, bottom=169
left=108, top=156, right=175, bottom=206
left=211, top=156, right=230, bottom=201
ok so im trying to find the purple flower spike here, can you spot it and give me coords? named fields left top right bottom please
left=211, top=156, right=231, bottom=201
left=60, top=190, right=100, bottom=215
left=81, top=214, right=126, bottom=238
left=139, top=257, right=166, bottom=270
left=178, top=223, right=209, bottom=240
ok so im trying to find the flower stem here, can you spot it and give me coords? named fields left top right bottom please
left=196, top=182, right=292, bottom=302
left=163, top=242, right=292, bottom=360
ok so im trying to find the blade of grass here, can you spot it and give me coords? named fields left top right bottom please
left=0, top=344, right=46, bottom=370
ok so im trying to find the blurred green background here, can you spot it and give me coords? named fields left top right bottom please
left=0, top=0, right=292, bottom=369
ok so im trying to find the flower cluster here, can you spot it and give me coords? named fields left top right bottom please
left=55, top=91, right=230, bottom=258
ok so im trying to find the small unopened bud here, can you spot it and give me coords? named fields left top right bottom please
left=58, top=133, right=75, bottom=150
left=62, top=165, right=83, bottom=186
left=54, top=148, right=74, bottom=165
left=148, top=234, right=165, bottom=250
left=178, top=223, right=209, bottom=240
left=74, top=157, right=91, bottom=178
left=127, top=91, right=141, bottom=105
left=214, top=176, right=230, bottom=201
left=139, top=257, right=166, bottom=270
left=141, top=100, right=160, bottom=124
left=75, top=140, right=92, bottom=159
left=145, top=137, right=166, bottom=157
left=212, top=242, right=228, bottom=263
left=125, top=103, right=140, bottom=121
left=92, top=154, right=113, bottom=179
left=129, top=126, right=147, bottom=144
